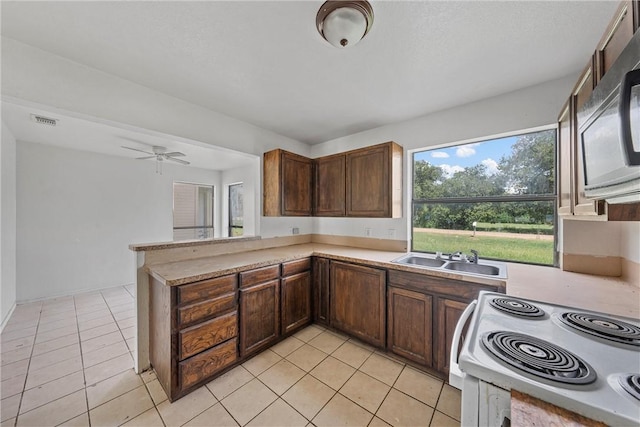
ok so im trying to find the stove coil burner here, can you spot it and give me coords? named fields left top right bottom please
left=559, top=312, right=640, bottom=346
left=482, top=331, right=597, bottom=385
left=619, top=374, right=640, bottom=401
left=489, top=297, right=545, bottom=318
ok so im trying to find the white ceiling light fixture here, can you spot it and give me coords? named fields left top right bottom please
left=316, top=1, right=374, bottom=48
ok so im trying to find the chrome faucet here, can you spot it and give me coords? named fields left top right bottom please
left=468, top=249, right=479, bottom=264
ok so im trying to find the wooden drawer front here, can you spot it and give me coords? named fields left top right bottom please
left=178, top=275, right=237, bottom=305
left=179, top=338, right=237, bottom=390
left=178, top=292, right=236, bottom=327
left=240, top=265, right=280, bottom=288
left=281, top=258, right=311, bottom=277
left=179, top=311, right=238, bottom=360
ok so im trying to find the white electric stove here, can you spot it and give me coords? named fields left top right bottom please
left=449, top=291, right=640, bottom=426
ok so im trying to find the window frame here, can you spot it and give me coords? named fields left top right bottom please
left=172, top=181, right=215, bottom=241
left=228, top=182, right=244, bottom=237
left=410, top=126, right=559, bottom=267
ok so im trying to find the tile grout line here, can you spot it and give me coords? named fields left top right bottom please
left=11, top=300, right=43, bottom=427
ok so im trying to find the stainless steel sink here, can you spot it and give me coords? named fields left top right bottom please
left=392, top=253, right=507, bottom=279
left=443, top=262, right=500, bottom=276
left=395, top=255, right=446, bottom=268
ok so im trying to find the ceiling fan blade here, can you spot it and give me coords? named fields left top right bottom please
left=165, top=156, right=190, bottom=165
left=122, top=146, right=154, bottom=155
left=163, top=152, right=185, bottom=157
left=135, top=156, right=157, bottom=160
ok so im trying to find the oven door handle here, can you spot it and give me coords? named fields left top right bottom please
left=448, top=299, right=477, bottom=390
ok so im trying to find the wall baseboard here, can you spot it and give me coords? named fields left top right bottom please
left=621, top=258, right=640, bottom=288
left=17, top=283, right=134, bottom=305
left=1, top=303, right=17, bottom=333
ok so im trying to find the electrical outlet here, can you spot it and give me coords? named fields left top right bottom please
left=292, top=227, right=299, bottom=235
left=388, top=228, right=396, bottom=239
left=365, top=227, right=373, bottom=237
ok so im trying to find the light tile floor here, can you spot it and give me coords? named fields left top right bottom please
left=0, top=286, right=461, bottom=426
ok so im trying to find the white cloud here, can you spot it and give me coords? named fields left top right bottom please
left=431, top=151, right=449, bottom=158
left=439, top=164, right=465, bottom=178
left=481, top=158, right=499, bottom=175
left=456, top=146, right=476, bottom=158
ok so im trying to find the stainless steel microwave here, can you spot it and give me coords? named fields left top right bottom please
left=578, top=30, right=640, bottom=204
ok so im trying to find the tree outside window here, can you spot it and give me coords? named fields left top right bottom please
left=412, top=129, right=556, bottom=265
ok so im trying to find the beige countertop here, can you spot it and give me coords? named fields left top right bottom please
left=146, top=243, right=639, bottom=319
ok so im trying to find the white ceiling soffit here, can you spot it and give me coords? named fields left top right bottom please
left=1, top=101, right=257, bottom=171
left=1, top=1, right=619, bottom=145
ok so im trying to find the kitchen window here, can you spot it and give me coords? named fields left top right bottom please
left=412, top=128, right=557, bottom=265
left=228, top=183, right=243, bottom=237
left=173, top=182, right=214, bottom=240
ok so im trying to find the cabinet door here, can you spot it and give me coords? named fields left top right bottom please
left=345, top=142, right=402, bottom=218
left=596, top=1, right=637, bottom=83
left=557, top=98, right=573, bottom=216
left=314, top=154, right=346, bottom=216
left=239, top=279, right=280, bottom=357
left=263, top=149, right=313, bottom=216
left=572, top=60, right=605, bottom=216
left=435, top=298, right=470, bottom=375
left=281, top=271, right=311, bottom=335
left=387, top=287, right=433, bottom=367
left=282, top=151, right=313, bottom=216
left=312, top=257, right=330, bottom=326
left=330, top=261, right=386, bottom=347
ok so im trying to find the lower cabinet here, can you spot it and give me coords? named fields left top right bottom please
left=239, top=265, right=281, bottom=358
left=312, top=257, right=331, bottom=326
left=434, top=297, right=469, bottom=374
left=281, top=259, right=312, bottom=335
left=387, top=286, right=433, bottom=367
left=149, top=274, right=239, bottom=401
left=330, top=261, right=386, bottom=347
left=387, top=269, right=502, bottom=376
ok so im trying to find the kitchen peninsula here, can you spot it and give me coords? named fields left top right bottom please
left=130, top=234, right=639, bottom=402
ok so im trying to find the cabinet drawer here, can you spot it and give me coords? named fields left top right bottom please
left=177, top=292, right=236, bottom=327
left=179, top=338, right=237, bottom=390
left=281, top=258, right=311, bottom=277
left=179, top=311, right=238, bottom=360
left=239, top=265, right=280, bottom=288
left=178, top=275, right=237, bottom=305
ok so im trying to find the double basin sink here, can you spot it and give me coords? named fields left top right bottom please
left=392, top=253, right=507, bottom=279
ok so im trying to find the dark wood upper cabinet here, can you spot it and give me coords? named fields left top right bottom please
left=346, top=142, right=403, bottom=218
left=264, top=141, right=402, bottom=218
left=314, top=154, right=346, bottom=216
left=596, top=1, right=638, bottom=83
left=557, top=98, right=573, bottom=216
left=330, top=261, right=386, bottom=347
left=263, top=149, right=313, bottom=216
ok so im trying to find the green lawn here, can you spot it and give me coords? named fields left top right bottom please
left=412, top=230, right=554, bottom=265
left=475, top=222, right=553, bottom=234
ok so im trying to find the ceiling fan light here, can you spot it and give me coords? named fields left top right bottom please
left=317, top=1, right=374, bottom=48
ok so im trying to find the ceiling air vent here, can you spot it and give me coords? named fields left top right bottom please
left=30, top=114, right=58, bottom=127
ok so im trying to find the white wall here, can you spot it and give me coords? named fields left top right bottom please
left=16, top=141, right=222, bottom=301
left=310, top=75, right=577, bottom=241
left=1, top=122, right=18, bottom=325
left=2, top=37, right=313, bottom=243
left=619, top=222, right=640, bottom=264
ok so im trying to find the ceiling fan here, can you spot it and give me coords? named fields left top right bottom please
left=122, top=144, right=190, bottom=173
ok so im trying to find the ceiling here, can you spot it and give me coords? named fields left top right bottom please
left=1, top=1, right=619, bottom=146
left=1, top=101, right=258, bottom=171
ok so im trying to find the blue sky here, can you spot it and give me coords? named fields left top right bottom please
left=414, top=136, right=517, bottom=178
